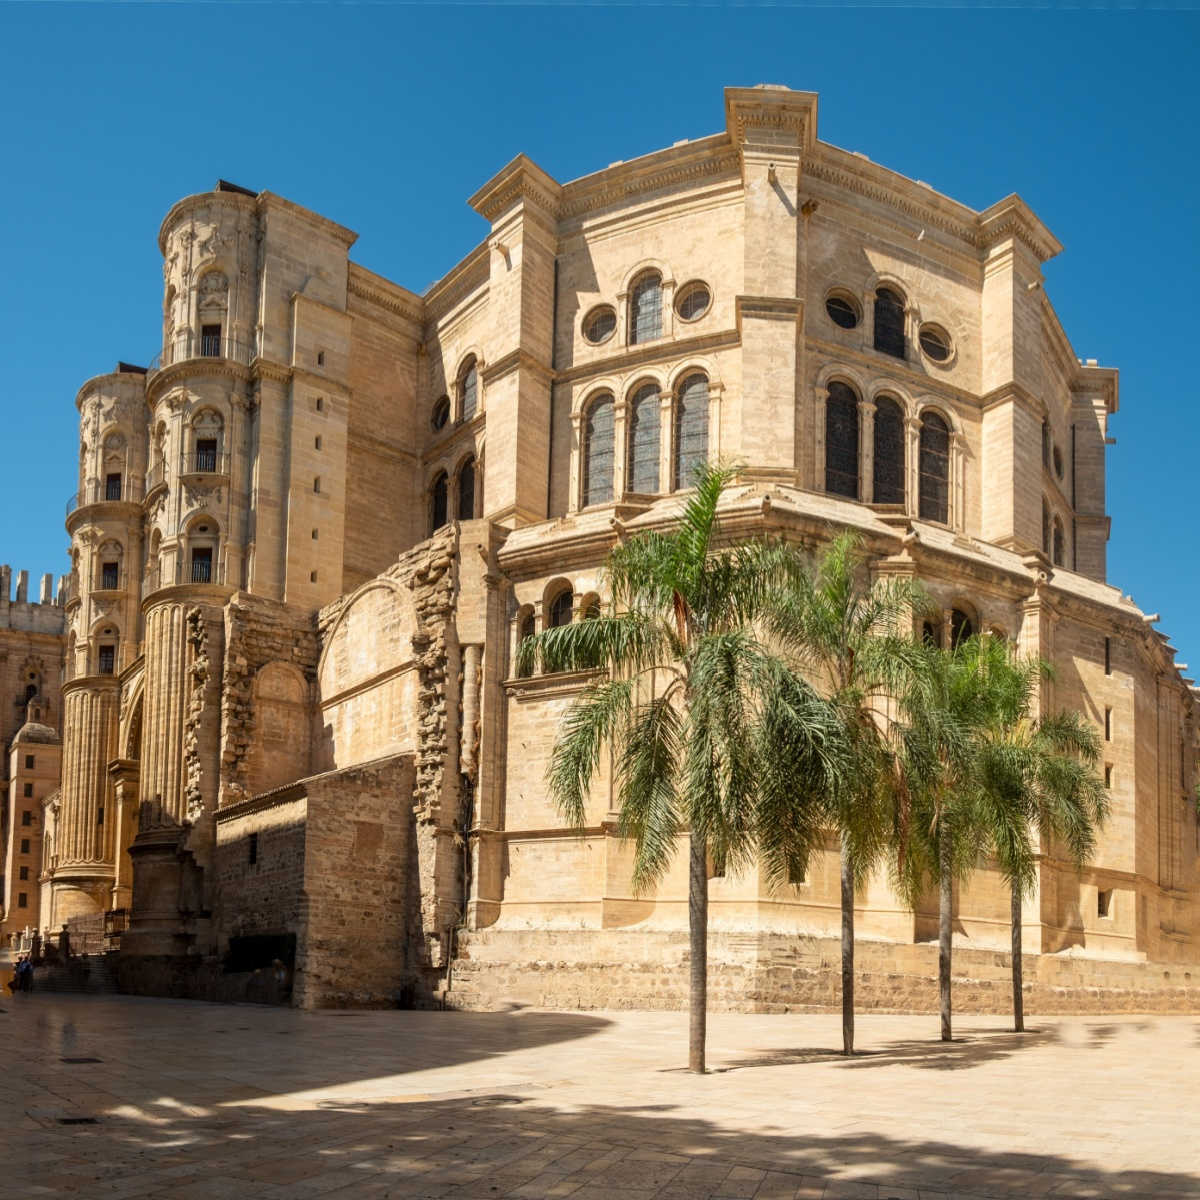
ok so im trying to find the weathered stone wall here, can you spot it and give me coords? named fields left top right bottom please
left=213, top=754, right=418, bottom=1009
left=450, top=928, right=1200, bottom=1016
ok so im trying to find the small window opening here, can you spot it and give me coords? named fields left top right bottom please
left=1104, top=764, right=1113, bottom=789
left=1097, top=889, right=1113, bottom=919
left=314, top=435, right=322, bottom=451
left=24, top=754, right=34, bottom=769
left=317, top=351, right=325, bottom=367
left=20, top=839, right=30, bottom=854
left=96, top=806, right=104, bottom=826
left=1104, top=637, right=1112, bottom=676
left=311, top=528, right=319, bottom=541
left=23, top=783, right=33, bottom=798
left=313, top=476, right=321, bottom=494
left=200, top=323, right=222, bottom=357
left=310, top=571, right=318, bottom=583
left=101, top=561, right=119, bottom=590
left=1104, top=707, right=1112, bottom=741
left=191, top=547, right=213, bottom=585
left=315, top=396, right=324, bottom=413
left=22, top=809, right=32, bottom=824
left=249, top=832, right=258, bottom=865
left=105, top=472, right=123, bottom=501
left=98, top=644, right=116, bottom=675
left=17, top=893, right=27, bottom=909
left=195, top=438, right=218, bottom=473
left=19, top=866, right=28, bottom=881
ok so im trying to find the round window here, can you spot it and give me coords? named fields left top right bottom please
left=675, top=282, right=711, bottom=322
left=431, top=396, right=450, bottom=431
left=1053, top=446, right=1064, bottom=480
left=582, top=305, right=616, bottom=345
left=825, top=294, right=860, bottom=330
left=919, top=325, right=952, bottom=362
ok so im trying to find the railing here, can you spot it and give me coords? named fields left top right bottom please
left=62, top=572, right=79, bottom=606
left=143, top=557, right=227, bottom=599
left=93, top=570, right=127, bottom=594
left=179, top=450, right=230, bottom=477
left=66, top=478, right=144, bottom=518
left=147, top=333, right=255, bottom=375
left=145, top=460, right=167, bottom=494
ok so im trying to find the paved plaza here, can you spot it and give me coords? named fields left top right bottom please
left=0, top=994, right=1196, bottom=1199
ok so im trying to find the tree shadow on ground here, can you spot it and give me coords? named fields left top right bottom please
left=9, top=1086, right=1197, bottom=1199
left=722, top=1023, right=1060, bottom=1072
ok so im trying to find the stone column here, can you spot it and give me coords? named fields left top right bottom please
left=858, top=397, right=876, bottom=504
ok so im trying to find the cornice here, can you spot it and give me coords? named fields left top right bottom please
left=251, top=358, right=292, bottom=385
left=502, top=667, right=604, bottom=700
left=468, top=153, right=562, bottom=224
left=257, top=190, right=358, bottom=249
left=158, top=188, right=257, bottom=254
left=556, top=326, right=740, bottom=386
left=724, top=86, right=817, bottom=152
left=423, top=242, right=490, bottom=319
left=482, top=347, right=552, bottom=388
left=146, top=356, right=252, bottom=403
left=559, top=147, right=741, bottom=221
left=348, top=265, right=425, bottom=325
left=75, top=370, right=146, bottom=413
left=61, top=674, right=120, bottom=699
left=977, top=195, right=1062, bottom=263
left=979, top=380, right=1044, bottom=417
left=806, top=336, right=982, bottom=410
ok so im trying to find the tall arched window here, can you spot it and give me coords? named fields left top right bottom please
left=872, top=395, right=905, bottom=505
left=459, top=358, right=478, bottom=422
left=918, top=412, right=950, bottom=523
left=1042, top=499, right=1051, bottom=555
left=674, top=373, right=709, bottom=490
left=548, top=588, right=573, bottom=628
left=825, top=381, right=860, bottom=499
left=873, top=287, right=906, bottom=358
left=627, top=382, right=661, bottom=494
left=457, top=456, right=476, bottom=520
left=950, top=608, right=975, bottom=648
left=1052, top=517, right=1065, bottom=567
left=516, top=610, right=535, bottom=678
left=582, top=394, right=614, bottom=507
left=430, top=471, right=449, bottom=533
left=629, top=273, right=662, bottom=345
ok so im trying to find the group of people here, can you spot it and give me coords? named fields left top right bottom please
left=5, top=956, right=33, bottom=993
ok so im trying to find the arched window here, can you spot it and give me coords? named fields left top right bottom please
left=873, top=287, right=906, bottom=358
left=197, top=270, right=228, bottom=358
left=582, top=394, right=614, bottom=507
left=1053, top=517, right=1065, bottom=567
left=872, top=395, right=905, bottom=505
left=1042, top=499, right=1051, bottom=555
left=674, top=373, right=709, bottom=490
left=629, top=273, right=662, bottom=345
left=950, top=609, right=975, bottom=648
left=430, top=472, right=449, bottom=533
left=459, top=358, right=478, bottom=422
left=516, top=610, right=535, bottom=678
left=825, top=381, right=859, bottom=499
left=918, top=412, right=950, bottom=523
left=457, top=457, right=476, bottom=520
left=548, top=589, right=573, bottom=628
left=1042, top=420, right=1051, bottom=469
left=627, top=382, right=661, bottom=494
left=922, top=620, right=942, bottom=649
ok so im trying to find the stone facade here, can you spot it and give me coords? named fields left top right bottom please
left=7, top=85, right=1200, bottom=1011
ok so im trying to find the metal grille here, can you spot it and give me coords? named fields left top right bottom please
left=100, top=563, right=119, bottom=590
left=549, top=590, right=573, bottom=628
left=457, top=457, right=476, bottom=520
left=826, top=295, right=859, bottom=329
left=105, top=473, right=123, bottom=501
left=674, top=373, right=709, bottom=489
left=460, top=362, right=478, bottom=421
left=200, top=324, right=222, bottom=357
left=825, top=382, right=859, bottom=498
left=918, top=412, right=949, bottom=522
left=97, top=645, right=115, bottom=675
left=195, top=440, right=218, bottom=472
left=873, top=289, right=905, bottom=358
left=582, top=395, right=614, bottom=507
left=630, top=274, right=662, bottom=344
left=872, top=396, right=904, bottom=505
left=627, top=383, right=660, bottom=494
left=191, top=550, right=213, bottom=583
left=676, top=284, right=710, bottom=321
left=431, top=473, right=449, bottom=532
left=584, top=306, right=616, bottom=344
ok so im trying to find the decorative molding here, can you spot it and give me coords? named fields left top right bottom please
left=561, top=151, right=740, bottom=220
left=347, top=273, right=424, bottom=324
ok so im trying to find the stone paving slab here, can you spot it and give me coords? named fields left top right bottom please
left=0, top=995, right=1197, bottom=1198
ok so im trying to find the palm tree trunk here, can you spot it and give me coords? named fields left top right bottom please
left=840, top=836, right=854, bottom=1055
left=688, top=830, right=708, bottom=1073
left=1011, top=883, right=1024, bottom=1033
left=938, top=824, right=953, bottom=1042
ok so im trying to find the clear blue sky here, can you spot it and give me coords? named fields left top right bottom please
left=1, top=6, right=1196, bottom=664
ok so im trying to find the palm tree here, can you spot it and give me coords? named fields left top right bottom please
left=898, top=633, right=1005, bottom=1042
left=767, top=531, right=926, bottom=1055
left=519, top=465, right=846, bottom=1073
left=974, top=649, right=1109, bottom=1032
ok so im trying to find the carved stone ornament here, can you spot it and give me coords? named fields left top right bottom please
left=197, top=270, right=229, bottom=311
left=183, top=482, right=222, bottom=508
left=199, top=227, right=230, bottom=258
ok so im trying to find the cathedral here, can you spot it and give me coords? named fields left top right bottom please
left=3, top=85, right=1198, bottom=1011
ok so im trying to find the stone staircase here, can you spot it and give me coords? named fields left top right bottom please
left=32, top=953, right=119, bottom=995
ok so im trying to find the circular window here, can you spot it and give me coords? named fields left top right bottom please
left=825, top=294, right=860, bottom=330
left=582, top=305, right=617, bottom=345
left=1053, top=446, right=1064, bottom=480
left=919, top=325, right=952, bottom=362
left=675, top=282, right=711, bottom=322
left=431, top=396, right=450, bottom=431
